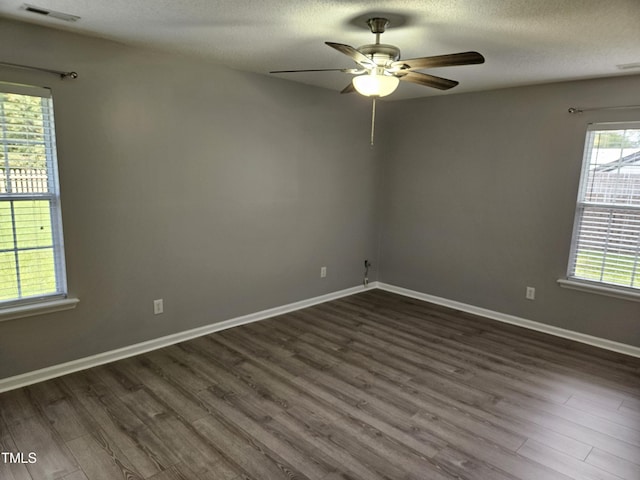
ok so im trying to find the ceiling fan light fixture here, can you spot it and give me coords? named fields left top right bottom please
left=270, top=16, right=484, bottom=102
left=352, top=72, right=399, bottom=97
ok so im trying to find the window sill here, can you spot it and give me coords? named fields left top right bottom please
left=0, top=298, right=80, bottom=323
left=557, top=278, right=640, bottom=303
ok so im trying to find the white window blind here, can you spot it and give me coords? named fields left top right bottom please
left=567, top=121, right=640, bottom=291
left=0, top=82, right=67, bottom=307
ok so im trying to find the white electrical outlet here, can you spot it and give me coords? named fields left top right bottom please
left=526, top=287, right=536, bottom=300
left=153, top=299, right=164, bottom=314
left=320, top=266, right=327, bottom=278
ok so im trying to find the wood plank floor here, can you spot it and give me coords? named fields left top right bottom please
left=1, top=289, right=640, bottom=480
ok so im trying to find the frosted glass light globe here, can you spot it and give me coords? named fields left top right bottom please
left=352, top=73, right=399, bottom=97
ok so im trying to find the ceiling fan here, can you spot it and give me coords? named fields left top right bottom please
left=270, top=17, right=485, bottom=98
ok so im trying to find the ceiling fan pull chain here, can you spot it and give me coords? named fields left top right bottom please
left=370, top=97, right=376, bottom=146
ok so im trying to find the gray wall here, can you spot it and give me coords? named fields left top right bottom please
left=0, top=19, right=379, bottom=378
left=2, top=17, right=639, bottom=381
left=377, top=75, right=640, bottom=347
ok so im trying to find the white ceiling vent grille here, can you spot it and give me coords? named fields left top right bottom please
left=616, top=62, right=640, bottom=71
left=21, top=4, right=80, bottom=22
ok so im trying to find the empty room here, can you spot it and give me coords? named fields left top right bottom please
left=1, top=1, right=639, bottom=479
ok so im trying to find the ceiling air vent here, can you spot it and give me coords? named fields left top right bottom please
left=616, top=62, right=640, bottom=71
left=21, top=4, right=80, bottom=22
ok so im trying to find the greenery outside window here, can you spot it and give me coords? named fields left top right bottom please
left=566, top=122, right=640, bottom=294
left=0, top=82, right=68, bottom=309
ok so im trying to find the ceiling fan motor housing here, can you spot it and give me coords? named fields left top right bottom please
left=357, top=44, right=401, bottom=66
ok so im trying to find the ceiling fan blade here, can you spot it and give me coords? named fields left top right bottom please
left=325, top=42, right=376, bottom=68
left=392, top=51, right=485, bottom=71
left=270, top=68, right=361, bottom=74
left=340, top=82, right=356, bottom=94
left=397, top=72, right=459, bottom=90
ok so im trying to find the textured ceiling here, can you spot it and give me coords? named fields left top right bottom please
left=1, top=0, right=640, bottom=100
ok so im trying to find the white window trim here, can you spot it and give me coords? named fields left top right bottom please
left=563, top=121, right=640, bottom=298
left=558, top=278, right=640, bottom=302
left=1, top=82, right=71, bottom=311
left=0, top=297, right=79, bottom=322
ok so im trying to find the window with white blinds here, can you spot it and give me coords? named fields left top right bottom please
left=0, top=83, right=67, bottom=308
left=567, top=122, right=640, bottom=291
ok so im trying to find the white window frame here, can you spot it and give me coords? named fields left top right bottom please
left=0, top=82, right=77, bottom=320
left=560, top=121, right=640, bottom=301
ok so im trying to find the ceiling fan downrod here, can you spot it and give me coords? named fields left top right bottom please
left=358, top=18, right=401, bottom=65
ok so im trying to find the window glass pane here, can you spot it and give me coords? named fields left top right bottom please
left=18, top=248, right=56, bottom=297
left=584, top=129, right=640, bottom=207
left=573, top=207, right=640, bottom=287
left=0, top=252, right=18, bottom=300
left=0, top=201, right=14, bottom=250
left=0, top=93, right=48, bottom=171
left=14, top=200, right=53, bottom=249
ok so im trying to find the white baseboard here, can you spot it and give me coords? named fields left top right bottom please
left=0, top=284, right=373, bottom=393
left=377, top=282, right=640, bottom=359
left=3, top=280, right=637, bottom=393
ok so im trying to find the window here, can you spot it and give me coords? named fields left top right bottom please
left=566, top=122, right=640, bottom=294
left=0, top=83, right=68, bottom=309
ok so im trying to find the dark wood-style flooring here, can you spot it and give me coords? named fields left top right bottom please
left=1, top=289, right=640, bottom=480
